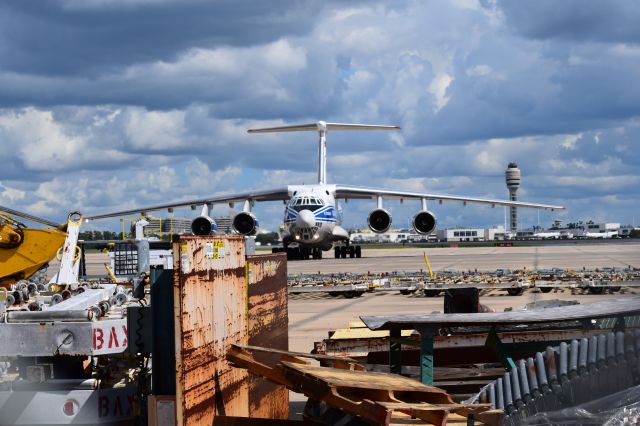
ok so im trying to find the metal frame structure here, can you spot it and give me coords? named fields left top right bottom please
left=361, top=297, right=640, bottom=386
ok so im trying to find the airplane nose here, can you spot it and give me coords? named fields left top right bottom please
left=296, top=209, right=315, bottom=228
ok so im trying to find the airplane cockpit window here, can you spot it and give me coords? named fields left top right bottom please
left=291, top=196, right=324, bottom=212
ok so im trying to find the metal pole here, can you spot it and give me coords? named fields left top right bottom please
left=389, top=328, right=402, bottom=375
left=416, top=325, right=435, bottom=385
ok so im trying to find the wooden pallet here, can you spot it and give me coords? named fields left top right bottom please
left=227, top=345, right=504, bottom=425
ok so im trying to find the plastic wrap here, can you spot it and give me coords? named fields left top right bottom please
left=523, top=384, right=640, bottom=425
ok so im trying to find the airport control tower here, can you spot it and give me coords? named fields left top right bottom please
left=505, top=162, right=521, bottom=234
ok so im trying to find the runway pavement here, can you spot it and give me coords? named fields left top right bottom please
left=287, top=242, right=640, bottom=274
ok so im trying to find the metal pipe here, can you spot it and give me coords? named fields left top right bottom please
left=503, top=372, right=514, bottom=414
left=597, top=334, right=607, bottom=367
left=535, top=352, right=549, bottom=392
left=588, top=336, right=598, bottom=371
left=545, top=347, right=558, bottom=383
left=488, top=382, right=496, bottom=409
left=569, top=340, right=579, bottom=377
left=527, top=358, right=539, bottom=397
left=606, top=332, right=615, bottom=362
left=518, top=359, right=531, bottom=402
left=496, top=378, right=504, bottom=410
left=615, top=331, right=625, bottom=361
left=578, top=338, right=588, bottom=374
left=510, top=364, right=522, bottom=408
left=559, top=342, right=568, bottom=380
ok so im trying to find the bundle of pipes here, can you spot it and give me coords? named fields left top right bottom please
left=473, top=330, right=640, bottom=425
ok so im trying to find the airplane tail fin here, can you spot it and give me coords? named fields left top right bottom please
left=247, top=121, right=400, bottom=184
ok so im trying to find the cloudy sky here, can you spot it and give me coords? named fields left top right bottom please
left=1, top=0, right=639, bottom=231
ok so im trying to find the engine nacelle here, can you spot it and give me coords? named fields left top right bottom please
left=412, top=210, right=437, bottom=235
left=233, top=212, right=259, bottom=236
left=368, top=209, right=392, bottom=233
left=191, top=215, right=217, bottom=236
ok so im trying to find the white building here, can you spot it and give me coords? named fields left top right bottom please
left=350, top=229, right=436, bottom=244
left=573, top=223, right=620, bottom=238
left=485, top=225, right=506, bottom=240
left=437, top=228, right=485, bottom=242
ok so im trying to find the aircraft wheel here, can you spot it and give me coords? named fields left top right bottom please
left=334, top=247, right=340, bottom=258
left=349, top=246, right=355, bottom=258
left=355, top=245, right=362, bottom=258
left=507, top=288, right=524, bottom=296
left=317, top=249, right=323, bottom=260
left=340, top=246, right=347, bottom=258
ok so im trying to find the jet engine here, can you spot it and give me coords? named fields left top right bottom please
left=191, top=215, right=217, bottom=236
left=367, top=209, right=392, bottom=233
left=233, top=212, right=259, bottom=235
left=412, top=210, right=437, bottom=235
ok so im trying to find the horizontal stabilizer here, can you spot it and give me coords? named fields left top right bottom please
left=248, top=121, right=400, bottom=133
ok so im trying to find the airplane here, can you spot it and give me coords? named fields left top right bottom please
left=85, top=121, right=565, bottom=260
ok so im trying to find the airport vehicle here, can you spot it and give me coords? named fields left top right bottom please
left=85, top=122, right=564, bottom=260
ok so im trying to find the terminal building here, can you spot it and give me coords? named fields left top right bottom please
left=437, top=225, right=506, bottom=242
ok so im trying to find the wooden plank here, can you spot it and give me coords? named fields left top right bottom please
left=246, top=254, right=289, bottom=420
left=237, top=344, right=363, bottom=365
left=361, top=296, right=640, bottom=330
left=174, top=236, right=248, bottom=426
left=280, top=361, right=453, bottom=399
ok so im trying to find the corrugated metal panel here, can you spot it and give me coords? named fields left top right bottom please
left=246, top=253, right=289, bottom=420
left=173, top=236, right=248, bottom=426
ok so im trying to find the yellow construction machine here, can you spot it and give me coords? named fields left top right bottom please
left=0, top=206, right=75, bottom=288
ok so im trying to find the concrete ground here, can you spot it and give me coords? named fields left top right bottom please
left=287, top=243, right=640, bottom=274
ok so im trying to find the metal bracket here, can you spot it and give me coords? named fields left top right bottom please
left=486, top=327, right=516, bottom=370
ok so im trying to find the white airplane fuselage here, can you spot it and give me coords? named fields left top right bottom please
left=280, top=184, right=348, bottom=250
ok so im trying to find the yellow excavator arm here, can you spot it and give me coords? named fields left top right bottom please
left=0, top=208, right=69, bottom=287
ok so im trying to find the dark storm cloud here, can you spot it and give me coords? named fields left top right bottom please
left=496, top=0, right=640, bottom=44
left=0, top=0, right=322, bottom=76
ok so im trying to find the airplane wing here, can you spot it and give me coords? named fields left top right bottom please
left=85, top=187, right=291, bottom=220
left=334, top=185, right=565, bottom=210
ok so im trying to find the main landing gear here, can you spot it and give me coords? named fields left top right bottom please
left=334, top=244, right=362, bottom=259
left=273, top=246, right=323, bottom=260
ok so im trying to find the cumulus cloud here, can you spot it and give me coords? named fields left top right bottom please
left=0, top=0, right=639, bottom=229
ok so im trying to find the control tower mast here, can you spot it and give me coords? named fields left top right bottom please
left=505, top=162, right=521, bottom=234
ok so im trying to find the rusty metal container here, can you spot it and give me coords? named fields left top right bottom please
left=246, top=253, right=289, bottom=419
left=173, top=236, right=248, bottom=426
